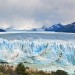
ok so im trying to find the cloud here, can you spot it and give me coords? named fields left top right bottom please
left=0, top=0, right=75, bottom=29
left=0, top=22, right=10, bottom=29
left=11, top=18, right=42, bottom=30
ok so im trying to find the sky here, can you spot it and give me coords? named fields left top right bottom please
left=0, top=0, right=75, bottom=30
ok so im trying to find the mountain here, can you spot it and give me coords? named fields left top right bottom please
left=0, top=29, right=5, bottom=32
left=31, top=22, right=75, bottom=33
left=62, top=22, right=75, bottom=33
left=31, top=23, right=64, bottom=32
left=31, top=26, right=46, bottom=31
left=45, top=22, right=75, bottom=33
left=0, top=22, right=75, bottom=33
left=45, top=23, right=64, bottom=32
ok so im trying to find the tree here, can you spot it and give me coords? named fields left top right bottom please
left=55, top=70, right=68, bottom=75
left=15, top=63, right=27, bottom=75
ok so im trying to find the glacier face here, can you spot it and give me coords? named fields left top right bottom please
left=0, top=37, right=75, bottom=66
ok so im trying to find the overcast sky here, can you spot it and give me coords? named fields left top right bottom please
left=0, top=0, right=75, bottom=30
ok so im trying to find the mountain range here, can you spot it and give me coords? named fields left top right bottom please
left=0, top=22, right=75, bottom=33
left=32, top=22, right=75, bottom=33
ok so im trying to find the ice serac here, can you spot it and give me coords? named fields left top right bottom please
left=0, top=38, right=75, bottom=66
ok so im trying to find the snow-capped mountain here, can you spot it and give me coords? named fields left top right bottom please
left=45, top=23, right=64, bottom=32
left=31, top=22, right=75, bottom=33
left=0, top=22, right=75, bottom=33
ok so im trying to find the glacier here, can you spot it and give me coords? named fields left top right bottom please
left=0, top=32, right=75, bottom=75
left=0, top=37, right=75, bottom=67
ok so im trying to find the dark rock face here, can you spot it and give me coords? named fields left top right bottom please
left=0, top=29, right=5, bottom=32
left=62, top=22, right=75, bottom=33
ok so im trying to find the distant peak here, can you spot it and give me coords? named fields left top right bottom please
left=57, top=23, right=62, bottom=25
left=72, top=22, right=75, bottom=24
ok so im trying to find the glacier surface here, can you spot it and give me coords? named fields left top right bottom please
left=0, top=37, right=75, bottom=67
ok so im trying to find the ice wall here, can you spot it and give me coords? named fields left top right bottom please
left=0, top=38, right=75, bottom=66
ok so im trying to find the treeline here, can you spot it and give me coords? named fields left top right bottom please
left=0, top=63, right=69, bottom=75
